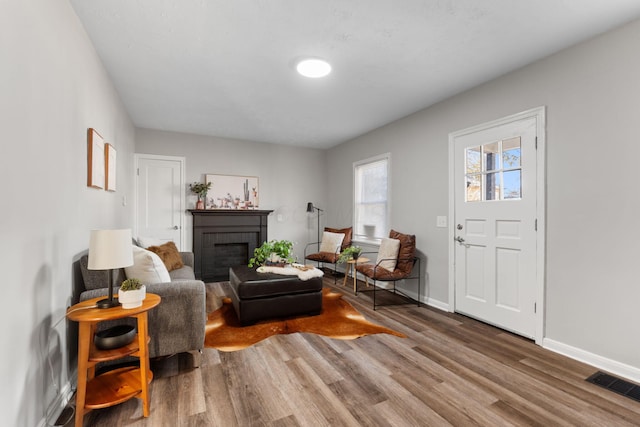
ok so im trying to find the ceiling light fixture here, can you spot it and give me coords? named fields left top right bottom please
left=296, top=58, right=332, bottom=78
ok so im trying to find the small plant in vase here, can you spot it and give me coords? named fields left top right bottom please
left=189, top=181, right=212, bottom=209
left=338, top=245, right=362, bottom=263
left=248, top=240, right=294, bottom=268
left=119, top=278, right=146, bottom=309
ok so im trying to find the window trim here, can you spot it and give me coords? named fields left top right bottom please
left=352, top=152, right=391, bottom=244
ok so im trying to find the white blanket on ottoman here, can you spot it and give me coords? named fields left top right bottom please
left=256, top=264, right=324, bottom=281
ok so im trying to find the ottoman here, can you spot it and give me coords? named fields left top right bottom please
left=228, top=265, right=323, bottom=325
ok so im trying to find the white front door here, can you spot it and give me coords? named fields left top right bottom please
left=450, top=109, right=544, bottom=340
left=134, top=154, right=185, bottom=249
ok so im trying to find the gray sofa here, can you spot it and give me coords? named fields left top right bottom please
left=75, top=251, right=206, bottom=364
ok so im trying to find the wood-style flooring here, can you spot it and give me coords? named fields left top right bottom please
left=84, top=276, right=640, bottom=426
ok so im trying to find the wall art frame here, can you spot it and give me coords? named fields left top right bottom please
left=105, top=143, right=117, bottom=191
left=87, top=128, right=105, bottom=189
left=205, top=174, right=259, bottom=209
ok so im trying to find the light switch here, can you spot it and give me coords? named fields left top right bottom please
left=436, top=216, right=447, bottom=228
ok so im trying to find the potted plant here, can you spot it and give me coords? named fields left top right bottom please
left=338, top=245, right=362, bottom=263
left=119, top=278, right=146, bottom=309
left=189, top=181, right=212, bottom=209
left=248, top=240, right=294, bottom=268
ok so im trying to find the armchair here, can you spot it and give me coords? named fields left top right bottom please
left=304, top=226, right=352, bottom=283
left=355, top=229, right=421, bottom=309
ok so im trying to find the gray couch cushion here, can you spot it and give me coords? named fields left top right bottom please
left=169, top=265, right=195, bottom=281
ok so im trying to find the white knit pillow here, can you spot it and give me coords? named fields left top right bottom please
left=376, top=238, right=400, bottom=271
left=125, top=245, right=171, bottom=285
left=319, top=231, right=345, bottom=253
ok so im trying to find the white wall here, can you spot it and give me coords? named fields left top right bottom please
left=328, top=19, right=640, bottom=377
left=0, top=1, right=136, bottom=425
left=135, top=128, right=329, bottom=262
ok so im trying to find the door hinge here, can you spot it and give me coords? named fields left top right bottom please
left=137, top=168, right=139, bottom=176
left=535, top=219, right=537, bottom=231
left=535, top=137, right=538, bottom=149
left=534, top=302, right=537, bottom=313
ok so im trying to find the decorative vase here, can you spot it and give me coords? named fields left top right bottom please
left=196, top=199, right=205, bottom=210
left=363, top=224, right=375, bottom=238
left=118, top=285, right=146, bottom=309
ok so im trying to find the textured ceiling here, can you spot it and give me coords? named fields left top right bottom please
left=70, top=0, right=640, bottom=149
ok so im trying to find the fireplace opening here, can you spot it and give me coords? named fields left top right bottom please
left=201, top=231, right=259, bottom=281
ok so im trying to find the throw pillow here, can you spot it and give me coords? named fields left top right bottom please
left=376, top=238, right=401, bottom=271
left=389, top=229, right=416, bottom=275
left=125, top=245, right=171, bottom=285
left=324, top=226, right=353, bottom=251
left=319, top=231, right=345, bottom=254
left=147, top=241, right=184, bottom=272
left=137, top=235, right=165, bottom=248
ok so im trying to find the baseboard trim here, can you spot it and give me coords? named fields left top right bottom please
left=424, top=297, right=449, bottom=312
left=378, top=282, right=449, bottom=312
left=543, top=338, right=640, bottom=384
left=38, top=381, right=74, bottom=427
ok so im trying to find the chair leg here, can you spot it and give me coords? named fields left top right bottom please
left=373, top=279, right=377, bottom=310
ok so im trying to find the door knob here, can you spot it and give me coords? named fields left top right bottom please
left=173, top=225, right=179, bottom=230
left=455, top=235, right=470, bottom=248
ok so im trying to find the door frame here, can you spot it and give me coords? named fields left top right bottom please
left=134, top=153, right=186, bottom=250
left=447, top=106, right=546, bottom=345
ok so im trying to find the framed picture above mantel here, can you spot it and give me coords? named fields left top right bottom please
left=205, top=174, right=259, bottom=209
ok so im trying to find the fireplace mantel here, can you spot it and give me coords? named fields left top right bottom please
left=189, top=209, right=273, bottom=281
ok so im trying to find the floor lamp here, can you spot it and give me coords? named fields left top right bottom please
left=306, top=202, right=323, bottom=251
left=88, top=229, right=134, bottom=308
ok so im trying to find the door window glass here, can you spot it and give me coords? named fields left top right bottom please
left=465, top=137, right=521, bottom=202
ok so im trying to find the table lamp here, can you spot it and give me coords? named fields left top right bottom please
left=88, top=229, right=134, bottom=308
left=306, top=202, right=323, bottom=251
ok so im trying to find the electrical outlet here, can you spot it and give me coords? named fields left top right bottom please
left=436, top=216, right=447, bottom=228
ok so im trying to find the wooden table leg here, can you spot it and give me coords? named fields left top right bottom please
left=137, top=312, right=151, bottom=417
left=342, top=264, right=350, bottom=287
left=75, top=322, right=91, bottom=427
left=353, top=265, right=358, bottom=293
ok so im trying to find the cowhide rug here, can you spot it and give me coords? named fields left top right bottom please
left=204, top=288, right=405, bottom=352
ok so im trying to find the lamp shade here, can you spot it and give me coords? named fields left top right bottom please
left=88, top=229, right=134, bottom=270
left=307, top=202, right=314, bottom=212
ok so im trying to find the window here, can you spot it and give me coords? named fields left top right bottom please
left=354, top=153, right=390, bottom=240
left=465, top=137, right=521, bottom=202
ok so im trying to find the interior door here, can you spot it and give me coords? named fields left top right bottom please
left=135, top=154, right=185, bottom=249
left=453, top=116, right=538, bottom=339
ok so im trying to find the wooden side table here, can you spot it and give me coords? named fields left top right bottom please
left=343, top=257, right=370, bottom=294
left=67, top=293, right=161, bottom=427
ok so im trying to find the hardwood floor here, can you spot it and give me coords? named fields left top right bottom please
left=84, top=277, right=640, bottom=426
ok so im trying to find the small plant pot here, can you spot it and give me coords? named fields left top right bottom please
left=118, top=285, right=146, bottom=309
